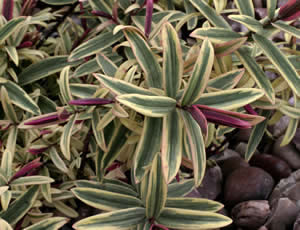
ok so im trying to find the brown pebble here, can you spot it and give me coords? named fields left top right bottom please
left=249, top=154, right=292, bottom=181
left=231, top=200, right=270, bottom=230
left=224, top=167, right=274, bottom=207
left=220, top=157, right=249, bottom=178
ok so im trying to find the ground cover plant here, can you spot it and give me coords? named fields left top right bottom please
left=0, top=0, right=299, bottom=229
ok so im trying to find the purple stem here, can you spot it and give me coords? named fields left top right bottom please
left=145, top=0, right=154, bottom=38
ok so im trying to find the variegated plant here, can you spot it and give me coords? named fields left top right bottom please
left=0, top=0, right=299, bottom=229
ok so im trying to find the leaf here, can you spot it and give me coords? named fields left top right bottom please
left=96, top=53, right=118, bottom=77
left=73, top=58, right=101, bottom=78
left=281, top=118, right=299, bottom=146
left=162, top=22, right=183, bottom=98
left=72, top=188, right=143, bottom=211
left=10, top=176, right=54, bottom=186
left=233, top=0, right=255, bottom=17
left=69, top=31, right=123, bottom=61
left=116, top=94, right=176, bottom=117
left=181, top=39, right=214, bottom=106
left=95, top=74, right=155, bottom=96
left=4, top=46, right=18, bottom=66
left=40, top=167, right=52, bottom=203
left=53, top=201, right=78, bottom=218
left=73, top=207, right=146, bottom=230
left=167, top=179, right=195, bottom=197
left=180, top=110, right=206, bottom=187
left=0, top=17, right=25, bottom=44
left=40, top=0, right=76, bottom=5
left=229, top=15, right=263, bottom=33
left=24, top=217, right=69, bottom=230
left=267, top=0, right=277, bottom=19
left=1, top=86, right=18, bottom=123
left=59, top=66, right=73, bottom=106
left=215, top=37, right=247, bottom=57
left=183, top=0, right=197, bottom=30
left=236, top=47, right=275, bottom=103
left=157, top=208, right=232, bottom=229
left=1, top=149, right=12, bottom=180
left=0, top=218, right=13, bottom=230
left=123, top=29, right=162, bottom=88
left=0, top=185, right=39, bottom=225
left=189, top=0, right=230, bottom=29
left=252, top=34, right=300, bottom=97
left=19, top=56, right=80, bottom=86
left=0, top=187, right=9, bottom=196
left=207, top=69, right=244, bottom=90
left=49, top=147, right=68, bottom=173
left=193, top=88, right=264, bottom=110
left=166, top=197, right=223, bottom=212
left=190, top=28, right=242, bottom=43
left=279, top=104, right=300, bottom=118
left=134, top=117, right=162, bottom=182
left=161, top=109, right=183, bottom=183
left=92, top=110, right=107, bottom=151
left=60, top=114, right=77, bottom=160
left=245, top=110, right=272, bottom=161
left=272, top=21, right=300, bottom=39
left=70, top=84, right=98, bottom=98
left=145, top=154, right=167, bottom=219
left=1, top=80, right=40, bottom=115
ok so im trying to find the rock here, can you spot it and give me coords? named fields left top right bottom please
left=258, top=227, right=268, bottom=230
left=272, top=116, right=290, bottom=138
left=213, top=149, right=240, bottom=163
left=292, top=128, right=300, bottom=152
left=186, top=165, right=223, bottom=200
left=249, top=154, right=292, bottom=181
left=235, top=129, right=252, bottom=142
left=231, top=200, right=270, bottom=230
left=224, top=167, right=274, bottom=207
left=220, top=157, right=249, bottom=178
left=266, top=198, right=300, bottom=230
left=294, top=213, right=300, bottom=230
left=272, top=136, right=300, bottom=170
left=235, top=142, right=259, bottom=158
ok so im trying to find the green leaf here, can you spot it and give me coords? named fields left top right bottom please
left=190, top=28, right=242, bottom=43
left=116, top=94, right=176, bottom=117
left=236, top=47, right=275, bottom=103
left=183, top=0, right=198, bottom=30
left=19, top=56, right=80, bottom=86
left=95, top=74, right=155, bottom=96
left=134, top=117, right=162, bottom=182
left=0, top=218, right=13, bottom=230
left=166, top=197, right=223, bottom=212
left=59, top=66, right=73, bottom=106
left=73, top=207, right=146, bottom=230
left=1, top=149, right=12, bottom=179
left=72, top=188, right=143, bottom=211
left=49, top=147, right=68, bottom=173
left=245, top=110, right=271, bottom=161
left=215, top=37, right=247, bottom=57
left=73, top=58, right=101, bottom=78
left=53, top=201, right=78, bottom=218
left=281, top=118, right=299, bottom=146
left=157, top=208, right=232, bottom=229
left=96, top=53, right=118, bottom=77
left=1, top=86, right=18, bottom=123
left=10, top=176, right=54, bottom=186
left=229, top=15, right=263, bottom=33
left=0, top=187, right=9, bottom=196
left=162, top=22, right=183, bottom=98
left=233, top=0, right=255, bottom=17
left=189, top=0, right=230, bottom=29
left=69, top=31, right=123, bottom=61
left=279, top=104, right=300, bottom=119
left=181, top=39, right=214, bottom=106
left=123, top=29, right=162, bottom=88
left=161, top=109, right=183, bottom=183
left=167, top=179, right=195, bottom=197
left=267, top=0, right=277, bottom=19
left=193, top=88, right=264, bottom=110
left=4, top=46, right=18, bottom=66
left=0, top=17, right=25, bottom=44
left=180, top=110, right=206, bottom=187
left=60, top=114, right=77, bottom=160
left=252, top=34, right=300, bottom=97
left=207, top=69, right=244, bottom=90
left=40, top=0, right=76, bottom=5
left=145, top=154, right=167, bottom=219
left=0, top=185, right=39, bottom=225
left=24, top=217, right=69, bottom=230
left=92, top=110, right=107, bottom=151
left=40, top=167, right=52, bottom=203
left=1, top=80, right=40, bottom=115
left=70, top=84, right=98, bottom=98
left=272, top=21, right=300, bottom=39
